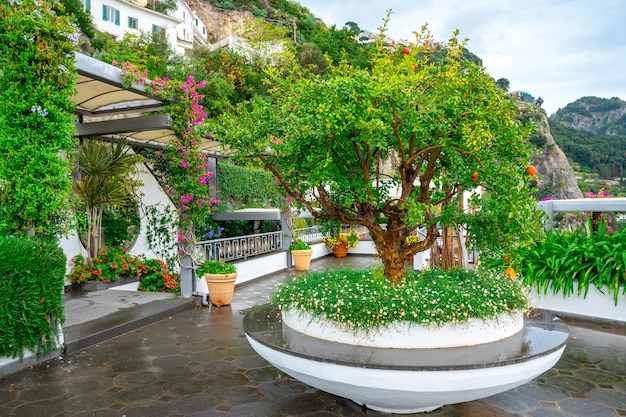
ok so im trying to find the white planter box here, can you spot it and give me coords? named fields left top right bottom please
left=531, top=282, right=626, bottom=324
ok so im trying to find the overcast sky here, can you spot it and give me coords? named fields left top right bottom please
left=296, top=0, right=626, bottom=116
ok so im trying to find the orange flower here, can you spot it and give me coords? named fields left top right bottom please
left=504, top=267, right=517, bottom=280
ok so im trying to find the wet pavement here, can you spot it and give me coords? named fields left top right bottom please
left=1, top=255, right=626, bottom=417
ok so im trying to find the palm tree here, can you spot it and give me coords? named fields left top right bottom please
left=73, top=138, right=142, bottom=262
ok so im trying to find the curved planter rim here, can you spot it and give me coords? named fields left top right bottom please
left=282, top=308, right=524, bottom=349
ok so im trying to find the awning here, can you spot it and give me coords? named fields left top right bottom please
left=73, top=52, right=231, bottom=156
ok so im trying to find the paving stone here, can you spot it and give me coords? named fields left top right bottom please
left=557, top=396, right=620, bottom=417
left=1, top=256, right=626, bottom=416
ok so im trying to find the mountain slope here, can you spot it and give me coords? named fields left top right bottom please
left=522, top=103, right=582, bottom=199
left=550, top=97, right=626, bottom=178
left=552, top=96, right=626, bottom=136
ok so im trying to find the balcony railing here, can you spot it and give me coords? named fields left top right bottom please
left=195, top=225, right=370, bottom=264
left=196, top=231, right=283, bottom=262
left=294, top=226, right=324, bottom=244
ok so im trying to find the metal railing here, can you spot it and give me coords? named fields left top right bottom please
left=294, top=226, right=324, bottom=244
left=294, top=225, right=370, bottom=244
left=195, top=231, right=283, bottom=262
left=195, top=225, right=371, bottom=264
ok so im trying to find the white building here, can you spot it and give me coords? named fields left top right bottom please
left=172, top=0, right=208, bottom=51
left=82, top=0, right=207, bottom=55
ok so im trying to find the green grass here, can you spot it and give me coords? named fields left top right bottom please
left=271, top=267, right=530, bottom=330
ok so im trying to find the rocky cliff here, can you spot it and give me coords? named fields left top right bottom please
left=525, top=103, right=582, bottom=199
left=188, top=0, right=254, bottom=43
left=551, top=96, right=626, bottom=136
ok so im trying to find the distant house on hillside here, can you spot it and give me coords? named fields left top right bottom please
left=81, top=0, right=207, bottom=55
left=207, top=35, right=286, bottom=65
left=507, top=90, right=536, bottom=104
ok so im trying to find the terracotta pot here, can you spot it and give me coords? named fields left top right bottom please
left=291, top=249, right=313, bottom=271
left=204, top=272, right=238, bottom=306
left=332, top=243, right=348, bottom=258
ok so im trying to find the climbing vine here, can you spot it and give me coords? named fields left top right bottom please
left=115, top=62, right=218, bottom=261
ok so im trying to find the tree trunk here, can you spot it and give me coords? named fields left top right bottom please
left=368, top=219, right=437, bottom=283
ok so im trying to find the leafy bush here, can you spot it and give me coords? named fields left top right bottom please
left=217, top=1, right=235, bottom=10
left=289, top=239, right=311, bottom=250
left=252, top=7, right=267, bottom=17
left=516, top=218, right=626, bottom=304
left=102, top=206, right=140, bottom=248
left=198, top=260, right=237, bottom=275
left=0, top=236, right=65, bottom=359
left=217, top=162, right=281, bottom=209
left=138, top=259, right=180, bottom=293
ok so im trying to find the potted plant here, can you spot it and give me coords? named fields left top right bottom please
left=323, top=231, right=359, bottom=258
left=289, top=239, right=313, bottom=271
left=516, top=214, right=626, bottom=323
left=198, top=260, right=238, bottom=306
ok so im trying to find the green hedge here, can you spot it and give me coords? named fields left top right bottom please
left=0, top=236, right=66, bottom=359
left=217, top=162, right=281, bottom=208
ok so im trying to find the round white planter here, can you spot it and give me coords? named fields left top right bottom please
left=244, top=304, right=569, bottom=414
left=282, top=308, right=524, bottom=348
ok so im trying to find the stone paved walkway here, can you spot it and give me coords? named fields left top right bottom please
left=1, top=255, right=626, bottom=416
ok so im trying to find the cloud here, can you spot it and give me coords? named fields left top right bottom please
left=298, top=0, right=626, bottom=116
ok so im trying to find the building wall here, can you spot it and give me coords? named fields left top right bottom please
left=82, top=0, right=183, bottom=54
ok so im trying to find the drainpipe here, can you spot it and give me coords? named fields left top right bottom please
left=189, top=260, right=210, bottom=306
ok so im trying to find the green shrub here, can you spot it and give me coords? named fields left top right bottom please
left=101, top=207, right=140, bottom=248
left=252, top=7, right=267, bottom=17
left=0, top=236, right=66, bottom=359
left=217, top=162, right=281, bottom=209
left=289, top=239, right=311, bottom=250
left=199, top=260, right=237, bottom=275
left=516, top=218, right=626, bottom=304
left=217, top=1, right=235, bottom=10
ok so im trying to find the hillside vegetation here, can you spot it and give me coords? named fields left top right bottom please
left=549, top=119, right=626, bottom=179
left=550, top=96, right=626, bottom=184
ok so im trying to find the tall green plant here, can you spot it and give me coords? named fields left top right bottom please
left=73, top=139, right=142, bottom=261
left=0, top=0, right=79, bottom=237
left=516, top=218, right=626, bottom=305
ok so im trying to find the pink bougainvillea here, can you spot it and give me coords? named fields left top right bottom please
left=115, top=61, right=219, bottom=256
